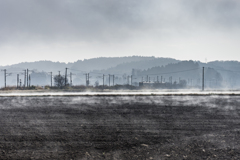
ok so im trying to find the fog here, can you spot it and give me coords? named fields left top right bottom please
left=1, top=91, right=240, bottom=158
left=1, top=90, right=240, bottom=97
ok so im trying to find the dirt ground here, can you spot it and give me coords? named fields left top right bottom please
left=0, top=95, right=240, bottom=159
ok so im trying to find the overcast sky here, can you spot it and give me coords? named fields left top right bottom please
left=1, top=0, right=240, bottom=66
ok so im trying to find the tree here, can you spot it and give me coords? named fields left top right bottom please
left=54, top=75, right=68, bottom=88
left=179, top=80, right=187, bottom=88
left=94, top=81, right=99, bottom=87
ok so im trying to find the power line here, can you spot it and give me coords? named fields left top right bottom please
left=215, top=68, right=240, bottom=73
left=69, top=68, right=85, bottom=72
left=140, top=68, right=200, bottom=76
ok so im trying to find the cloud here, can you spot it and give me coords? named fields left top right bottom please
left=0, top=0, right=239, bottom=44
left=0, top=0, right=149, bottom=43
left=0, top=0, right=240, bottom=65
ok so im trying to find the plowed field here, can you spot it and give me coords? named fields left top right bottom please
left=0, top=95, right=240, bottom=159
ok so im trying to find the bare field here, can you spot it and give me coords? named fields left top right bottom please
left=0, top=95, right=240, bottom=159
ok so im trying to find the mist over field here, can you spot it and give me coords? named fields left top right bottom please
left=0, top=95, right=240, bottom=159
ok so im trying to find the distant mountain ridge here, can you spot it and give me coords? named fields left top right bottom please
left=0, top=56, right=175, bottom=74
left=200, top=61, right=240, bottom=88
left=1, top=60, right=73, bottom=73
left=0, top=57, right=240, bottom=88
left=133, top=61, right=222, bottom=87
left=71, top=56, right=157, bottom=72
left=92, top=58, right=179, bottom=75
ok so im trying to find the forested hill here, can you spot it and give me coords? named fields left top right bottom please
left=0, top=61, right=73, bottom=73
left=70, top=56, right=157, bottom=72
left=200, top=61, right=240, bottom=87
left=133, top=61, right=222, bottom=86
left=91, top=58, right=179, bottom=75
left=205, top=61, right=240, bottom=71
left=1, top=57, right=240, bottom=88
left=0, top=56, right=175, bottom=73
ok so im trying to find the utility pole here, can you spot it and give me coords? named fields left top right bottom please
left=149, top=77, right=150, bottom=83
left=70, top=72, right=72, bottom=86
left=23, top=70, right=26, bottom=88
left=4, top=69, right=6, bottom=88
left=147, top=75, right=148, bottom=82
left=58, top=71, right=60, bottom=76
left=65, top=68, right=68, bottom=86
left=109, top=74, right=111, bottom=86
left=87, top=73, right=89, bottom=86
left=202, top=67, right=205, bottom=91
left=17, top=74, right=19, bottom=88
left=84, top=73, right=90, bottom=86
left=2, top=69, right=6, bottom=88
left=169, top=76, right=172, bottom=84
left=29, top=74, right=31, bottom=87
left=113, top=75, right=114, bottom=86
left=27, top=69, right=28, bottom=87
left=157, top=76, right=159, bottom=83
left=49, top=72, right=52, bottom=87
left=131, top=75, right=133, bottom=86
left=170, top=76, right=172, bottom=89
left=85, top=73, right=88, bottom=86
left=103, top=74, right=104, bottom=89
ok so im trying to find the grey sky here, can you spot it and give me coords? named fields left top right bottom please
left=1, top=0, right=240, bottom=66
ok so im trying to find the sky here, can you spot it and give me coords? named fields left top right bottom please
left=1, top=0, right=240, bottom=66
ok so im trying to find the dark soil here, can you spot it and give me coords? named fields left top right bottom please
left=0, top=95, right=240, bottom=159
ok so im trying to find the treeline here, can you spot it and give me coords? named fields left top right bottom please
left=1, top=57, right=240, bottom=89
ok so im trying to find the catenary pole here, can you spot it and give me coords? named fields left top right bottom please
left=70, top=72, right=71, bottom=86
left=103, top=74, right=104, bottom=89
left=3, top=69, right=6, bottom=88
left=65, top=68, right=68, bottom=86
left=113, top=75, right=114, bottom=86
left=88, top=73, right=89, bottom=86
left=50, top=72, right=52, bottom=87
left=131, top=75, right=132, bottom=86
left=17, top=74, right=19, bottom=88
left=5, top=69, right=6, bottom=88
left=23, top=70, right=26, bottom=88
left=202, top=67, right=205, bottom=91
left=27, top=69, right=28, bottom=87
left=29, top=74, right=31, bottom=87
